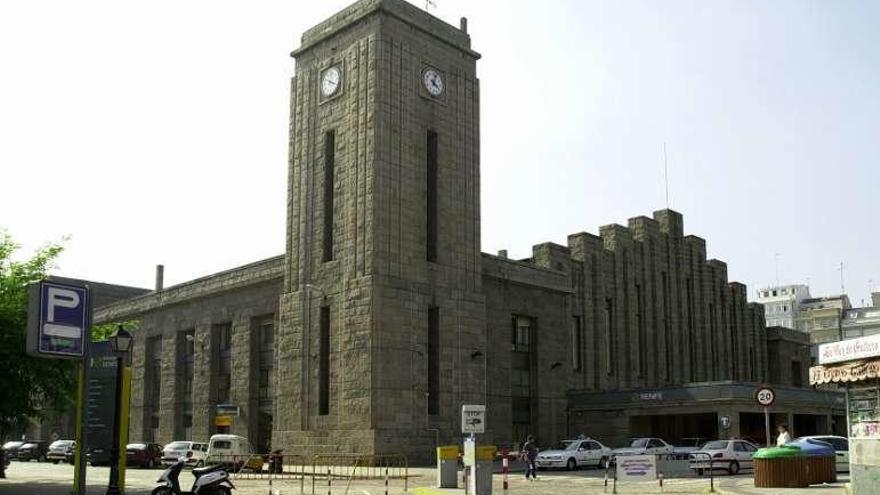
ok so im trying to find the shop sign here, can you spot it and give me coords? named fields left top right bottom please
left=810, top=359, right=880, bottom=385
left=215, top=415, right=233, bottom=427
left=818, top=334, right=880, bottom=365
left=616, top=454, right=657, bottom=481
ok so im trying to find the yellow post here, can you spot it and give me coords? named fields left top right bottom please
left=117, top=365, right=132, bottom=494
left=72, top=361, right=87, bottom=495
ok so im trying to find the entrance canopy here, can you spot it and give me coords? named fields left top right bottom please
left=810, top=359, right=880, bottom=385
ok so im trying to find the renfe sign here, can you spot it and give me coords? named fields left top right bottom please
left=27, top=280, right=89, bottom=358
left=818, top=334, right=880, bottom=365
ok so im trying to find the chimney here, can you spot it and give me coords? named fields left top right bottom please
left=155, top=264, right=164, bottom=291
left=497, top=250, right=508, bottom=259
left=873, top=292, right=880, bottom=308
left=460, top=17, right=468, bottom=33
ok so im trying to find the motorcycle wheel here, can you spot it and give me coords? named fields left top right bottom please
left=151, top=487, right=172, bottom=495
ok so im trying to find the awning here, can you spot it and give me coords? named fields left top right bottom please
left=810, top=359, right=880, bottom=385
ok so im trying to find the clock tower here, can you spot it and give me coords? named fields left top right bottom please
left=275, top=0, right=486, bottom=459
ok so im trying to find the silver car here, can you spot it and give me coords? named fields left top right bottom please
left=689, top=439, right=758, bottom=475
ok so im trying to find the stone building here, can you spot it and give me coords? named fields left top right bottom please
left=93, top=0, right=843, bottom=461
left=756, top=284, right=811, bottom=329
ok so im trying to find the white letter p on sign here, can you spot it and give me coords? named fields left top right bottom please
left=47, top=287, right=80, bottom=322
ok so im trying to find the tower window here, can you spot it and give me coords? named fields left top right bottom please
left=426, top=130, right=438, bottom=262
left=428, top=306, right=440, bottom=414
left=323, top=130, right=336, bottom=262
left=571, top=316, right=581, bottom=371
left=318, top=306, right=330, bottom=416
left=319, top=306, right=330, bottom=415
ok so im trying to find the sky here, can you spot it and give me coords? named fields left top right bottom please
left=1, top=0, right=878, bottom=305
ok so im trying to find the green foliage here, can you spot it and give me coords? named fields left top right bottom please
left=0, top=230, right=73, bottom=439
left=91, top=320, right=140, bottom=342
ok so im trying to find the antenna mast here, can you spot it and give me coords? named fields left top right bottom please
left=425, top=0, right=437, bottom=11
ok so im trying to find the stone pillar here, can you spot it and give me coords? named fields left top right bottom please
left=159, top=330, right=179, bottom=444
left=129, top=331, right=147, bottom=442
left=230, top=314, right=253, bottom=440
left=192, top=322, right=214, bottom=441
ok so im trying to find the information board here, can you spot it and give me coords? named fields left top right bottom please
left=616, top=454, right=657, bottom=482
left=86, top=341, right=118, bottom=465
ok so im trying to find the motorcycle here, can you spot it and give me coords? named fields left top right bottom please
left=152, top=458, right=235, bottom=495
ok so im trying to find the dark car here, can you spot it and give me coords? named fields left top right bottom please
left=2, top=441, right=25, bottom=461
left=126, top=443, right=163, bottom=469
left=17, top=441, right=49, bottom=462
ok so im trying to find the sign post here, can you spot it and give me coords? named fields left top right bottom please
left=756, top=387, right=776, bottom=446
left=27, top=279, right=91, bottom=495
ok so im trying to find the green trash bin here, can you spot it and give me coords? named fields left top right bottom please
left=754, top=445, right=808, bottom=488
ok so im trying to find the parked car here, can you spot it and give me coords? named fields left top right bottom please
left=689, top=439, right=758, bottom=475
left=161, top=441, right=208, bottom=467
left=797, top=435, right=849, bottom=472
left=1, top=441, right=25, bottom=461
left=126, top=442, right=163, bottom=468
left=47, top=440, right=76, bottom=464
left=535, top=439, right=613, bottom=470
left=613, top=438, right=675, bottom=458
left=17, top=441, right=49, bottom=462
left=88, top=447, right=111, bottom=466
left=672, top=437, right=706, bottom=460
left=205, top=434, right=262, bottom=471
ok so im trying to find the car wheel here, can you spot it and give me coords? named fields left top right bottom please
left=728, top=461, right=740, bottom=475
left=52, top=460, right=60, bottom=464
left=151, top=487, right=172, bottom=495
left=196, top=460, right=204, bottom=468
left=696, top=468, right=704, bottom=476
left=566, top=458, right=577, bottom=471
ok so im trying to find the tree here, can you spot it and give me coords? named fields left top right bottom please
left=0, top=231, right=73, bottom=440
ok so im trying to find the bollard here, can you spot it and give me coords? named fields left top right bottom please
left=384, top=467, right=389, bottom=495
left=327, top=467, right=331, bottom=495
left=502, top=450, right=509, bottom=493
left=659, top=472, right=663, bottom=492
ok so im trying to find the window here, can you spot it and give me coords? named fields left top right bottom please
left=428, top=306, right=440, bottom=415
left=514, top=316, right=531, bottom=352
left=605, top=297, right=615, bottom=373
left=213, top=323, right=232, bottom=404
left=258, top=318, right=275, bottom=401
left=570, top=316, right=581, bottom=371
left=734, top=442, right=747, bottom=452
left=319, top=307, right=330, bottom=416
left=426, top=130, right=438, bottom=262
left=323, top=130, right=336, bottom=262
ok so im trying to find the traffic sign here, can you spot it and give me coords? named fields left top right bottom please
left=27, top=280, right=90, bottom=359
left=756, top=387, right=776, bottom=407
left=461, top=405, right=486, bottom=434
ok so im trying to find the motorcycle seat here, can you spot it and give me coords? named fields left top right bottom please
left=193, top=464, right=225, bottom=477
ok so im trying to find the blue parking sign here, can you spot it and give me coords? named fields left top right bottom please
left=27, top=280, right=90, bottom=358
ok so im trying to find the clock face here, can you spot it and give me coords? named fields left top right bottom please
left=423, top=68, right=443, bottom=96
left=321, top=66, right=341, bottom=97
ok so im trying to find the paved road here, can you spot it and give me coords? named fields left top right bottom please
left=0, top=460, right=850, bottom=495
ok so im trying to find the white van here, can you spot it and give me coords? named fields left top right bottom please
left=205, top=435, right=262, bottom=471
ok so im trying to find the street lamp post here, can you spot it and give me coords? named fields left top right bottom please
left=106, top=325, right=132, bottom=495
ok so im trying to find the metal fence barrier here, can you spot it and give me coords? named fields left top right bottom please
left=603, top=453, right=716, bottom=494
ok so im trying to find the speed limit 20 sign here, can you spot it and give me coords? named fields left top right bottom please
left=756, top=387, right=776, bottom=407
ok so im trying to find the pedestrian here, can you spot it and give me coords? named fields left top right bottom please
left=776, top=424, right=791, bottom=446
left=521, top=435, right=538, bottom=481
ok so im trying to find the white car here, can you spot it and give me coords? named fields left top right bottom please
left=613, top=438, right=675, bottom=458
left=535, top=439, right=613, bottom=470
left=161, top=441, right=208, bottom=467
left=689, top=439, right=758, bottom=475
left=797, top=435, right=849, bottom=472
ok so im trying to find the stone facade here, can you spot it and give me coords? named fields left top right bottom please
left=91, top=0, right=843, bottom=463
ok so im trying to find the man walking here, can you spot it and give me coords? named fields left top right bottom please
left=522, top=435, right=538, bottom=481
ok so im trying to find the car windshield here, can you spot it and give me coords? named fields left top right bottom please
left=556, top=441, right=577, bottom=450
left=167, top=442, right=190, bottom=449
left=126, top=443, right=146, bottom=449
left=212, top=441, right=232, bottom=450
left=628, top=439, right=649, bottom=448
left=703, top=441, right=728, bottom=450
left=50, top=440, right=73, bottom=448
